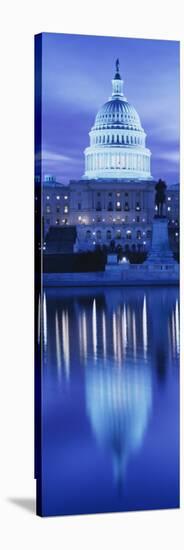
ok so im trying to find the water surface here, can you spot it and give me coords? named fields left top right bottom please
left=41, top=287, right=179, bottom=516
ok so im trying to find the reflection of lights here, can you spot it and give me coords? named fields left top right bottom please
left=37, top=294, right=41, bottom=345
left=132, top=312, right=137, bottom=359
left=62, top=310, right=70, bottom=379
left=112, top=312, right=117, bottom=359
left=92, top=299, right=97, bottom=357
left=55, top=311, right=62, bottom=378
left=102, top=311, right=107, bottom=359
left=143, top=295, right=148, bottom=358
left=43, top=292, right=47, bottom=348
left=171, top=311, right=176, bottom=355
left=82, top=311, right=87, bottom=361
left=122, top=305, right=127, bottom=352
left=175, top=300, right=179, bottom=354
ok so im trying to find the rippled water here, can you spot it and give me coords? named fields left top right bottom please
left=41, top=287, right=179, bottom=516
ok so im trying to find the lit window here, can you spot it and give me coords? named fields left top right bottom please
left=56, top=195, right=60, bottom=200
left=116, top=193, right=120, bottom=197
left=78, top=216, right=82, bottom=221
left=46, top=195, right=50, bottom=200
left=64, top=206, right=68, bottom=213
left=46, top=206, right=51, bottom=213
left=116, top=202, right=121, bottom=207
left=168, top=197, right=171, bottom=201
left=168, top=207, right=171, bottom=211
left=92, top=231, right=96, bottom=235
left=64, top=195, right=68, bottom=200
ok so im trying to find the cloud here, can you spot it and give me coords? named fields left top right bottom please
left=156, top=151, right=180, bottom=163
left=35, top=150, right=71, bottom=162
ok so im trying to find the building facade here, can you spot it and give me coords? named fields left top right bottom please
left=42, top=61, right=179, bottom=254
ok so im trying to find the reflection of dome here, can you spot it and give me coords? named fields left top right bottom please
left=83, top=59, right=152, bottom=180
left=85, top=360, right=152, bottom=484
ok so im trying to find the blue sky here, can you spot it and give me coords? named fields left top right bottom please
left=40, top=33, right=180, bottom=185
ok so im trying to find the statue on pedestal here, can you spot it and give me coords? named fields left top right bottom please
left=155, top=179, right=167, bottom=217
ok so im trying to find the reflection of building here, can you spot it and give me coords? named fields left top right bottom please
left=43, top=287, right=179, bottom=486
left=40, top=61, right=178, bottom=254
left=85, top=361, right=152, bottom=485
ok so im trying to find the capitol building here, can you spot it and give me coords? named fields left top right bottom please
left=42, top=60, right=179, bottom=254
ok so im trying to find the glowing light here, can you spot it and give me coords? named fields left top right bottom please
left=143, top=241, right=146, bottom=245
left=46, top=195, right=50, bottom=200
left=64, top=195, right=68, bottom=200
left=168, top=206, right=171, bottom=211
left=78, top=216, right=82, bottom=221
left=168, top=197, right=171, bottom=201
left=92, top=231, right=96, bottom=235
left=56, top=195, right=60, bottom=200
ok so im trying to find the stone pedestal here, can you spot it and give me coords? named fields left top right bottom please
left=146, top=218, right=174, bottom=264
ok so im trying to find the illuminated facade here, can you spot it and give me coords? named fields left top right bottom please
left=42, top=62, right=179, bottom=253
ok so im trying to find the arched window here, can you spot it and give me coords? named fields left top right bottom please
left=107, top=135, right=109, bottom=143
left=117, top=135, right=119, bottom=143
left=112, top=135, right=114, bottom=144
left=86, top=230, right=91, bottom=240
left=126, top=230, right=132, bottom=240
left=106, top=230, right=112, bottom=240
left=122, top=135, right=124, bottom=144
left=137, top=230, right=141, bottom=240
left=116, top=230, right=121, bottom=239
left=103, top=135, right=105, bottom=143
left=108, top=201, right=113, bottom=211
left=96, top=230, right=101, bottom=240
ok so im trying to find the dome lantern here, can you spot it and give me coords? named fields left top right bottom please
left=111, top=58, right=125, bottom=99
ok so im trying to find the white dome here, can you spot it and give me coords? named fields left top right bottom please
left=83, top=59, right=152, bottom=181
left=94, top=98, right=142, bottom=132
